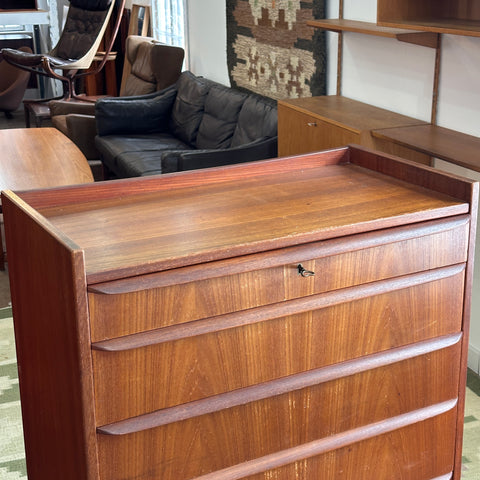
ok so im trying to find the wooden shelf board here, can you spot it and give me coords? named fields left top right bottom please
left=307, top=19, right=439, bottom=47
left=372, top=124, right=480, bottom=173
left=378, top=18, right=480, bottom=38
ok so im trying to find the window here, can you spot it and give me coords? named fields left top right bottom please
left=152, top=0, right=186, bottom=48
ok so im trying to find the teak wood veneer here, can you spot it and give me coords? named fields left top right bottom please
left=377, top=0, right=480, bottom=37
left=277, top=95, right=431, bottom=164
left=372, top=123, right=480, bottom=174
left=306, top=19, right=440, bottom=48
left=3, top=145, right=478, bottom=480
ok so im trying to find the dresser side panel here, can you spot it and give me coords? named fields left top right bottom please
left=2, top=192, right=98, bottom=480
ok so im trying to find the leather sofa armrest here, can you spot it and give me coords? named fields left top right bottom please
left=49, top=100, right=96, bottom=117
left=95, top=85, right=177, bottom=136
left=174, top=137, right=278, bottom=171
left=65, top=114, right=99, bottom=160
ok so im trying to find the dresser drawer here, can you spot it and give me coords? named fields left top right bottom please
left=96, top=342, right=460, bottom=480
left=88, top=217, right=468, bottom=341
left=230, top=411, right=456, bottom=480
left=92, top=265, right=465, bottom=424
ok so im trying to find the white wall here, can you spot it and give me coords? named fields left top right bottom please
left=186, top=0, right=480, bottom=373
left=186, top=0, right=229, bottom=85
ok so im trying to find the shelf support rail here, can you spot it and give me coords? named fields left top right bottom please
left=335, top=0, right=344, bottom=96
left=431, top=34, right=442, bottom=125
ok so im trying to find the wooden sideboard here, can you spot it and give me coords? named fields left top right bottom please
left=3, top=145, right=478, bottom=480
left=277, top=95, right=431, bottom=163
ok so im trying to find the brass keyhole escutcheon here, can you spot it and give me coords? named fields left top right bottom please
left=297, top=264, right=315, bottom=277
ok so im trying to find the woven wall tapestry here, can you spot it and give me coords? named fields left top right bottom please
left=226, top=0, right=327, bottom=100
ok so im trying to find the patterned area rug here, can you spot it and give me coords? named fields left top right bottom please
left=0, top=307, right=26, bottom=480
left=1, top=305, right=480, bottom=478
left=226, top=0, right=327, bottom=99
left=463, top=370, right=480, bottom=478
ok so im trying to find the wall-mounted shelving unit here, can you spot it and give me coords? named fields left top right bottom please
left=307, top=14, right=441, bottom=123
left=377, top=0, right=480, bottom=37
left=305, top=0, right=480, bottom=177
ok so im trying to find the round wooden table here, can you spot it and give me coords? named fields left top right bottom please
left=0, top=127, right=93, bottom=191
left=0, top=127, right=94, bottom=268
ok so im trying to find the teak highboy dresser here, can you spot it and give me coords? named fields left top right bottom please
left=3, top=145, right=478, bottom=480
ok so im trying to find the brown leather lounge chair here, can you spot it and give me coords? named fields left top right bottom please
left=0, top=0, right=125, bottom=101
left=0, top=47, right=32, bottom=118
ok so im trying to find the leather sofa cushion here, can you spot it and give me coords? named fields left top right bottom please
left=95, top=86, right=177, bottom=136
left=231, top=95, right=278, bottom=147
left=115, top=147, right=194, bottom=177
left=96, top=132, right=191, bottom=161
left=196, top=84, right=247, bottom=150
left=169, top=71, right=211, bottom=146
left=96, top=132, right=193, bottom=178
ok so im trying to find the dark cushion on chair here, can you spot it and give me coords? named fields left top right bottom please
left=231, top=95, right=278, bottom=147
left=56, top=6, right=111, bottom=60
left=196, top=84, right=247, bottom=150
left=169, top=71, right=211, bottom=146
left=71, top=0, right=112, bottom=10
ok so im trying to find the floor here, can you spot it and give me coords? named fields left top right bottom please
left=0, top=106, right=52, bottom=130
left=0, top=268, right=11, bottom=308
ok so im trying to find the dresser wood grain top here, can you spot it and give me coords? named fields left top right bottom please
left=8, top=145, right=475, bottom=283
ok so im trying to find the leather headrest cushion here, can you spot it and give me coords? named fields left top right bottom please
left=126, top=35, right=155, bottom=64
left=122, top=42, right=157, bottom=96
left=130, top=43, right=156, bottom=84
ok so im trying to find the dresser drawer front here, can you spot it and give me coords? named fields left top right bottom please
left=93, top=268, right=464, bottom=424
left=233, top=411, right=456, bottom=480
left=88, top=218, right=469, bottom=341
left=96, top=344, right=459, bottom=480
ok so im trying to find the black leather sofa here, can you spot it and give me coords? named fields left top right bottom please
left=94, top=71, right=278, bottom=178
